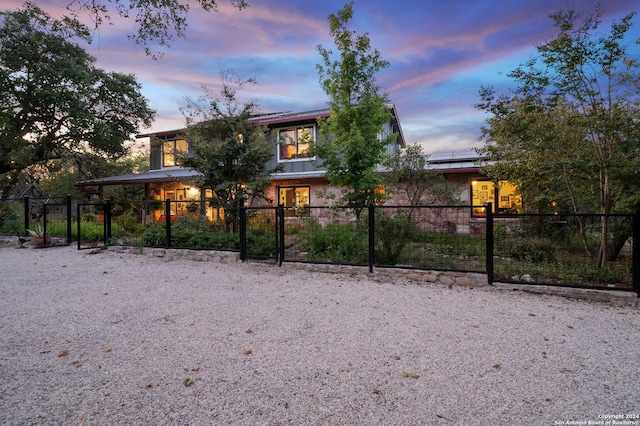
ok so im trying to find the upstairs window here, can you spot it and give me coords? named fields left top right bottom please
left=163, top=139, right=187, bottom=167
left=278, top=126, right=314, bottom=161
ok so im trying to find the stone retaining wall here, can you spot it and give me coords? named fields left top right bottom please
left=106, top=245, right=637, bottom=307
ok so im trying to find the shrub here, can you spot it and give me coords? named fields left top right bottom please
left=298, top=218, right=366, bottom=263
left=0, top=202, right=22, bottom=235
left=499, top=238, right=556, bottom=263
left=374, top=212, right=417, bottom=265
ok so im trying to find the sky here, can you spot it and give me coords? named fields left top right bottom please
left=4, top=0, right=640, bottom=154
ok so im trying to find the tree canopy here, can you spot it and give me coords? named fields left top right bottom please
left=66, top=0, right=248, bottom=58
left=383, top=144, right=461, bottom=214
left=315, top=2, right=395, bottom=215
left=178, top=72, right=278, bottom=231
left=0, top=3, right=155, bottom=198
left=476, top=6, right=640, bottom=265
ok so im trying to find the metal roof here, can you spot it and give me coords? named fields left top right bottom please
left=76, top=168, right=201, bottom=186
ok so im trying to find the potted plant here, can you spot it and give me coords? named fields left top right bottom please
left=26, top=224, right=51, bottom=248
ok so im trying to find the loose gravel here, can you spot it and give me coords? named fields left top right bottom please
left=1, top=242, right=639, bottom=425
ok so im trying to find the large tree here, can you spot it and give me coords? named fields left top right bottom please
left=0, top=3, right=155, bottom=198
left=66, top=0, right=248, bottom=58
left=476, top=7, right=640, bottom=266
left=315, top=2, right=395, bottom=216
left=178, top=72, right=278, bottom=232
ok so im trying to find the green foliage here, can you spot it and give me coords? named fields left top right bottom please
left=140, top=216, right=240, bottom=250
left=374, top=213, right=416, bottom=265
left=383, top=144, right=462, bottom=208
left=498, top=238, right=556, bottom=263
left=0, top=201, right=22, bottom=234
left=315, top=2, right=395, bottom=214
left=66, top=0, right=248, bottom=58
left=476, top=6, right=640, bottom=266
left=298, top=218, right=366, bottom=264
left=179, top=71, right=279, bottom=232
left=0, top=3, right=155, bottom=197
left=141, top=222, right=166, bottom=247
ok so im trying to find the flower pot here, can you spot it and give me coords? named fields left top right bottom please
left=32, top=236, right=51, bottom=248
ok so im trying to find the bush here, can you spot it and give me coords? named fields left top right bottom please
left=298, top=218, right=366, bottom=263
left=499, top=238, right=556, bottom=263
left=374, top=212, right=417, bottom=265
left=0, top=202, right=22, bottom=235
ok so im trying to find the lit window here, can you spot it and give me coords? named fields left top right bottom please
left=471, top=180, right=521, bottom=217
left=163, top=139, right=187, bottom=167
left=279, top=186, right=310, bottom=216
left=279, top=126, right=314, bottom=161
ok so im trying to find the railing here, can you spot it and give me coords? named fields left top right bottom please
left=0, top=196, right=73, bottom=248
left=2, top=197, right=637, bottom=295
left=489, top=211, right=636, bottom=291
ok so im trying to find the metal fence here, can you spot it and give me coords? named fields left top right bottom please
left=0, top=196, right=72, bottom=248
left=2, top=197, right=637, bottom=295
left=489, top=212, right=636, bottom=291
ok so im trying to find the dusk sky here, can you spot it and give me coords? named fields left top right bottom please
left=5, top=0, right=640, bottom=153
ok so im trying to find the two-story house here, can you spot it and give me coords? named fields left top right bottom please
left=76, top=105, right=406, bottom=222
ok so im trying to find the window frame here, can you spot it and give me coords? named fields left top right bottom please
left=470, top=179, right=521, bottom=217
left=278, top=185, right=311, bottom=216
left=162, top=138, right=187, bottom=168
left=277, top=126, right=315, bottom=162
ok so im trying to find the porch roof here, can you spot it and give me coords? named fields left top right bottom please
left=75, top=168, right=201, bottom=186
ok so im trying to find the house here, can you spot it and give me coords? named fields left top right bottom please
left=76, top=105, right=406, bottom=221
left=425, top=149, right=522, bottom=217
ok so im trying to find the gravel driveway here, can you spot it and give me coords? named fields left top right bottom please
left=1, top=243, right=639, bottom=425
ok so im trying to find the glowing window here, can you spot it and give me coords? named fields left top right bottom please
left=163, top=139, right=187, bottom=167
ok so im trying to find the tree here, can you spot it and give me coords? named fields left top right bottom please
left=383, top=144, right=462, bottom=216
left=37, top=151, right=149, bottom=200
left=66, top=0, right=248, bottom=58
left=0, top=3, right=155, bottom=199
left=476, top=6, right=640, bottom=266
left=315, top=2, right=395, bottom=216
left=178, top=72, right=278, bottom=232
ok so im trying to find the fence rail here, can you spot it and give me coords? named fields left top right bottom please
left=1, top=197, right=637, bottom=295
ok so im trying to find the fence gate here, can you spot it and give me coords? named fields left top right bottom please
left=76, top=203, right=108, bottom=250
left=22, top=196, right=73, bottom=248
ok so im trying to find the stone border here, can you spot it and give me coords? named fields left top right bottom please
left=104, top=245, right=638, bottom=307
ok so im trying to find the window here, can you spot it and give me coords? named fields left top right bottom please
left=278, top=126, right=314, bottom=161
left=279, top=186, right=310, bottom=216
left=163, top=139, right=187, bottom=167
left=471, top=180, right=521, bottom=217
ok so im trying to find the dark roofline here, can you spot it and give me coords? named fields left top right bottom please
left=137, top=104, right=405, bottom=145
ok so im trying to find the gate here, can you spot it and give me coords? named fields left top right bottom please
left=22, top=196, right=73, bottom=248
left=76, top=202, right=108, bottom=250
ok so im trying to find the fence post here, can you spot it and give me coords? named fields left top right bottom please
left=165, top=199, right=171, bottom=248
left=42, top=200, right=48, bottom=248
left=239, top=197, right=246, bottom=261
left=76, top=203, right=81, bottom=250
left=485, top=203, right=494, bottom=285
left=105, top=199, right=113, bottom=243
left=66, top=194, right=72, bottom=245
left=278, top=204, right=285, bottom=266
left=633, top=210, right=640, bottom=297
left=23, top=196, right=29, bottom=236
left=368, top=204, right=375, bottom=274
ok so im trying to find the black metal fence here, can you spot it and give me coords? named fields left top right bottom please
left=0, top=196, right=73, bottom=248
left=1, top=197, right=637, bottom=295
left=489, top=211, right=636, bottom=291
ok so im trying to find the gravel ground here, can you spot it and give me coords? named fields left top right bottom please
left=1, top=242, right=639, bottom=426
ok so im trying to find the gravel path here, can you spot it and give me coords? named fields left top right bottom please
left=1, top=243, right=639, bottom=425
